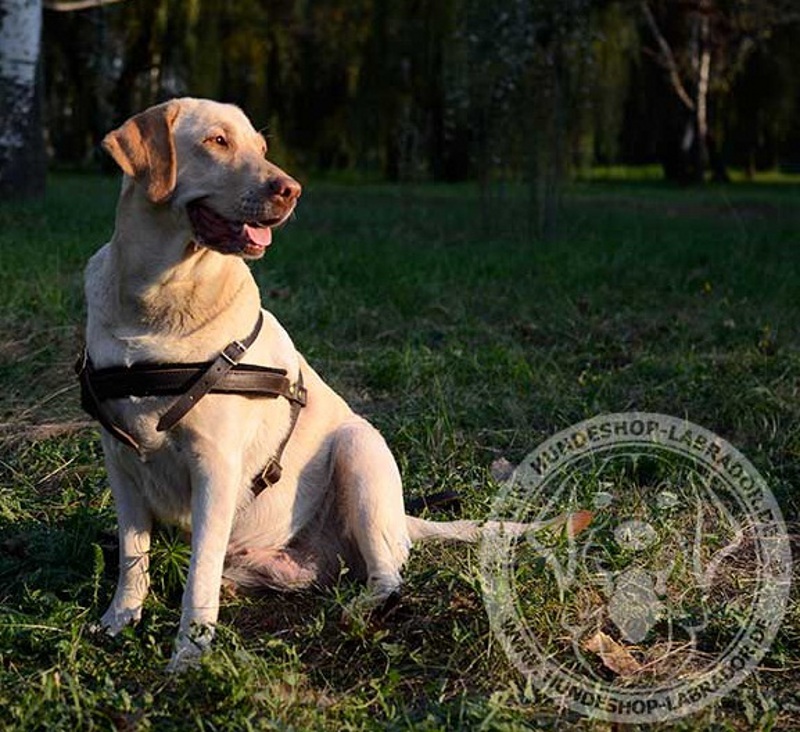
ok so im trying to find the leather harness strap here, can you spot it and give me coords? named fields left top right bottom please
left=86, top=362, right=295, bottom=400
left=156, top=311, right=265, bottom=431
left=76, top=350, right=143, bottom=452
left=251, top=367, right=305, bottom=495
left=76, top=312, right=307, bottom=493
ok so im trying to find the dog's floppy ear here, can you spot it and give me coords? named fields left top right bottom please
left=103, top=101, right=180, bottom=204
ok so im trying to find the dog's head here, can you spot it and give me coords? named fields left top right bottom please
left=102, top=98, right=301, bottom=259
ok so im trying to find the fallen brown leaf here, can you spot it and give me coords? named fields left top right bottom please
left=583, top=630, right=642, bottom=677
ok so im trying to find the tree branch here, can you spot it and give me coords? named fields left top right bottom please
left=43, top=0, right=126, bottom=11
left=640, top=0, right=696, bottom=111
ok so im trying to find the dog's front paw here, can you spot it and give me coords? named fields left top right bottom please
left=167, top=623, right=215, bottom=673
left=96, top=604, right=143, bottom=636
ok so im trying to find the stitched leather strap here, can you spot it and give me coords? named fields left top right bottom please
left=76, top=311, right=308, bottom=492
left=76, top=349, right=143, bottom=452
left=156, top=312, right=264, bottom=431
left=252, top=369, right=306, bottom=495
left=86, top=362, right=290, bottom=399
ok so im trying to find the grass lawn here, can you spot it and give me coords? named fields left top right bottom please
left=0, top=173, right=798, bottom=729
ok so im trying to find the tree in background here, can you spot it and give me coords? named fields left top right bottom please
left=356, top=0, right=461, bottom=181
left=724, top=21, right=800, bottom=175
left=0, top=0, right=46, bottom=199
left=638, top=0, right=800, bottom=183
left=446, top=0, right=594, bottom=236
left=591, top=2, right=640, bottom=166
left=35, top=0, right=800, bottom=185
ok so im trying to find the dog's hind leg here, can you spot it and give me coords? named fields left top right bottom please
left=224, top=544, right=322, bottom=592
left=332, top=420, right=411, bottom=604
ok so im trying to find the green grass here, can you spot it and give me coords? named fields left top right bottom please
left=0, top=173, right=798, bottom=729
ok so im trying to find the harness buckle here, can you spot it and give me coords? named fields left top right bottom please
left=74, top=347, right=88, bottom=377
left=221, top=340, right=248, bottom=366
left=252, top=457, right=283, bottom=496
left=288, top=382, right=308, bottom=406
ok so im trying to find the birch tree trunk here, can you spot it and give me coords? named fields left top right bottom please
left=0, top=0, right=45, bottom=199
left=689, top=11, right=711, bottom=182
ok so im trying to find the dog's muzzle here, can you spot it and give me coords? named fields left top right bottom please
left=186, top=201, right=280, bottom=259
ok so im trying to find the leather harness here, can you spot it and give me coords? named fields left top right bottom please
left=76, top=312, right=307, bottom=496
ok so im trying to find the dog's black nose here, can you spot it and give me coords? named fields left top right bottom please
left=267, top=176, right=301, bottom=201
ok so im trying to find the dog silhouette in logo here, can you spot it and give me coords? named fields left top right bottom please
left=525, top=481, right=746, bottom=678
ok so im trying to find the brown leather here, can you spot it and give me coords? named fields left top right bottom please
left=85, top=363, right=296, bottom=400
left=251, top=369, right=305, bottom=496
left=75, top=311, right=307, bottom=492
left=76, top=349, right=142, bottom=452
left=156, top=311, right=265, bottom=431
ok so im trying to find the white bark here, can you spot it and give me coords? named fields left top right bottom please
left=0, top=0, right=40, bottom=80
left=696, top=15, right=711, bottom=142
left=640, top=0, right=695, bottom=112
left=44, top=0, right=125, bottom=11
left=0, top=0, right=44, bottom=194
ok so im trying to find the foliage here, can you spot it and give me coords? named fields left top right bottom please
left=633, top=0, right=800, bottom=182
left=39, top=0, right=800, bottom=183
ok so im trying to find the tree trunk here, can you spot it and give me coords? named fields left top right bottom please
left=696, top=20, right=710, bottom=163
left=640, top=1, right=731, bottom=184
left=0, top=0, right=45, bottom=199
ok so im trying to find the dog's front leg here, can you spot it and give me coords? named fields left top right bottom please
left=100, top=459, right=153, bottom=635
left=168, top=452, right=242, bottom=671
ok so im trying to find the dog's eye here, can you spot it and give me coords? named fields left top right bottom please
left=205, top=135, right=229, bottom=149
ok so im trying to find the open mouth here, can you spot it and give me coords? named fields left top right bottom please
left=186, top=200, right=285, bottom=259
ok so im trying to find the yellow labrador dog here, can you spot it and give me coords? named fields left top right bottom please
left=82, top=98, right=584, bottom=669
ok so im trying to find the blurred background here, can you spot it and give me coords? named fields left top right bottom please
left=3, top=0, right=800, bottom=197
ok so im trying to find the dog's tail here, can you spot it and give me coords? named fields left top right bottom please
left=405, top=510, right=593, bottom=544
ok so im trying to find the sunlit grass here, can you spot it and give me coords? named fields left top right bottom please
left=0, top=173, right=797, bottom=729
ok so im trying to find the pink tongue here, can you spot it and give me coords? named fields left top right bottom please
left=243, top=224, right=272, bottom=249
